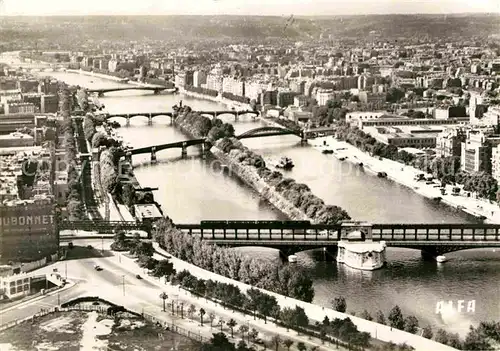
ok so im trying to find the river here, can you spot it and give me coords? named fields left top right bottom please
left=46, top=70, right=500, bottom=336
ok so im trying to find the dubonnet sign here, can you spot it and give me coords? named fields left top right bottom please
left=0, top=204, right=55, bottom=235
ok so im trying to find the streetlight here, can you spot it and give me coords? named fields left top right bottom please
left=122, top=275, right=125, bottom=296
left=101, top=236, right=104, bottom=254
left=160, top=292, right=168, bottom=312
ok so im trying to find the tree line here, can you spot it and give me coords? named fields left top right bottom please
left=215, top=137, right=351, bottom=224
left=331, top=296, right=500, bottom=350
left=174, top=105, right=235, bottom=143
left=174, top=269, right=375, bottom=350
left=152, top=218, right=315, bottom=303
left=335, top=122, right=499, bottom=201
left=58, top=84, right=85, bottom=220
left=184, top=84, right=218, bottom=97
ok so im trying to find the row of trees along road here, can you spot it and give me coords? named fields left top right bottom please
left=335, top=122, right=499, bottom=201
left=58, top=84, right=85, bottom=220
left=332, top=296, right=500, bottom=351
left=174, top=269, right=378, bottom=350
left=153, top=218, right=315, bottom=303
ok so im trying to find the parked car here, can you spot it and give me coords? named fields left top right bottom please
left=136, top=275, right=142, bottom=279
left=94, top=265, right=102, bottom=271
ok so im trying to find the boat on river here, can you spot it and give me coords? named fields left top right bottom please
left=322, top=149, right=334, bottom=154
left=275, top=156, right=294, bottom=170
left=436, top=255, right=448, bottom=263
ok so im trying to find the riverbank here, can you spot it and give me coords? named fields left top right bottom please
left=179, top=87, right=252, bottom=111
left=153, top=242, right=457, bottom=351
left=66, top=69, right=129, bottom=83
left=313, top=136, right=500, bottom=223
left=211, top=145, right=313, bottom=222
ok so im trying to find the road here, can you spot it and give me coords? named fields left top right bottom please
left=1, top=240, right=340, bottom=350
left=0, top=239, right=157, bottom=325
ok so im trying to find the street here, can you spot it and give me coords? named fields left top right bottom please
left=1, top=241, right=337, bottom=350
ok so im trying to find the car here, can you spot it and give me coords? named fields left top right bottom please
left=94, top=265, right=102, bottom=271
left=136, top=275, right=142, bottom=279
left=255, top=338, right=265, bottom=345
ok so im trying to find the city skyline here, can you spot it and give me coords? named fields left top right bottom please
left=0, top=0, right=499, bottom=16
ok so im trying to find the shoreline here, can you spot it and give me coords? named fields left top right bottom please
left=211, top=145, right=314, bottom=223
left=153, top=242, right=457, bottom=351
left=178, top=87, right=252, bottom=110
left=312, top=135, right=500, bottom=224
left=66, top=69, right=129, bottom=83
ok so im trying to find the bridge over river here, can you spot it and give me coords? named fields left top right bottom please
left=59, top=220, right=500, bottom=258
left=88, top=86, right=167, bottom=96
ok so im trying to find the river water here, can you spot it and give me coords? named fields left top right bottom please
left=47, top=71, right=500, bottom=336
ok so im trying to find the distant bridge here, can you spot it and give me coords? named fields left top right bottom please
left=87, top=86, right=166, bottom=96
left=124, top=125, right=304, bottom=160
left=59, top=220, right=151, bottom=235
left=104, top=110, right=259, bottom=126
left=175, top=221, right=500, bottom=257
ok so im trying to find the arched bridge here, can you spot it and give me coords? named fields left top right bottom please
left=175, top=221, right=500, bottom=257
left=104, top=110, right=259, bottom=126
left=123, top=125, right=304, bottom=160
left=88, top=86, right=166, bottom=96
left=236, top=126, right=302, bottom=140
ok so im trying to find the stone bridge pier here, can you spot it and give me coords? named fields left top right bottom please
left=147, top=115, right=153, bottom=126
left=150, top=146, right=157, bottom=163
left=126, top=117, right=131, bottom=127
left=181, top=142, right=188, bottom=158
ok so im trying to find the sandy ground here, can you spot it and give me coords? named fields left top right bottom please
left=80, top=311, right=113, bottom=350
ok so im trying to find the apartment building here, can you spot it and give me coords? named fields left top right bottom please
left=435, top=127, right=466, bottom=157
left=460, top=129, right=500, bottom=174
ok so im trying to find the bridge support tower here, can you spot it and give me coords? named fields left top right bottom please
left=125, top=151, right=132, bottom=165
left=151, top=146, right=157, bottom=163
left=300, top=131, right=308, bottom=145
left=126, top=117, right=130, bottom=127
left=235, top=112, right=239, bottom=122
left=201, top=142, right=210, bottom=157
left=148, top=115, right=153, bottom=126
left=154, top=89, right=161, bottom=95
left=181, top=142, right=187, bottom=158
left=98, top=92, right=104, bottom=97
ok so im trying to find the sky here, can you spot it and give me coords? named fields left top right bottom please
left=0, top=0, right=499, bottom=16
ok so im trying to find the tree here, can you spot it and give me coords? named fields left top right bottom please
left=422, top=325, right=433, bottom=339
left=332, top=296, right=347, bottom=313
left=248, top=328, right=259, bottom=343
left=219, top=319, right=225, bottom=332
left=227, top=318, right=237, bottom=338
left=91, top=132, right=108, bottom=149
left=271, top=335, right=281, bottom=351
left=404, top=315, right=419, bottom=334
left=188, top=304, right=196, bottom=319
left=386, top=87, right=405, bottom=103
left=282, top=339, right=293, bottom=351
left=296, top=342, right=307, bottom=351
left=238, top=324, right=249, bottom=341
left=209, top=312, right=216, bottom=328
left=360, top=310, right=373, bottom=321
left=121, top=183, right=136, bottom=208
left=159, top=292, right=168, bottom=312
left=135, top=241, right=154, bottom=257
left=152, top=259, right=175, bottom=278
left=388, top=305, right=405, bottom=330
left=375, top=310, right=386, bottom=325
left=199, top=308, right=206, bottom=326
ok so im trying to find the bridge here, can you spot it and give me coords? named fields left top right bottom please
left=174, top=221, right=500, bottom=257
left=104, top=110, right=259, bottom=126
left=123, top=126, right=305, bottom=161
left=59, top=220, right=151, bottom=235
left=87, top=86, right=167, bottom=96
